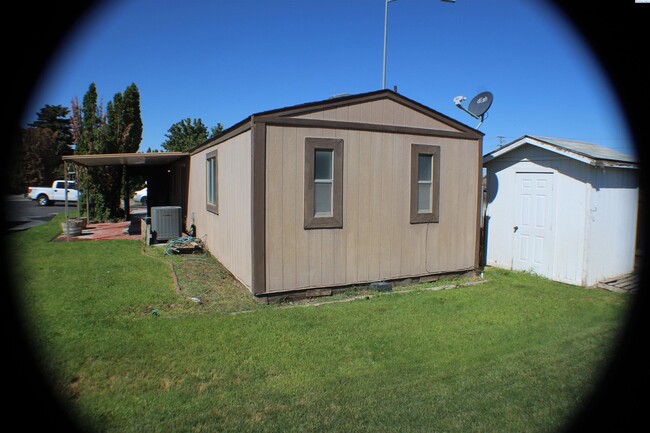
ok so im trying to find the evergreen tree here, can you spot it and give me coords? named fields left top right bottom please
left=122, top=83, right=143, bottom=153
left=210, top=123, right=224, bottom=139
left=22, top=128, right=59, bottom=187
left=28, top=104, right=73, bottom=157
left=70, top=82, right=143, bottom=222
left=162, top=118, right=223, bottom=152
left=106, top=92, right=125, bottom=154
left=79, top=82, right=101, bottom=154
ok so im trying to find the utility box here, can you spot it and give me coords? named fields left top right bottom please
left=151, top=206, right=182, bottom=242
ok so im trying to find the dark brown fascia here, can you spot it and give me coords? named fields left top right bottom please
left=252, top=89, right=483, bottom=137
left=255, top=116, right=481, bottom=140
left=474, top=136, right=484, bottom=271
left=190, top=89, right=482, bottom=157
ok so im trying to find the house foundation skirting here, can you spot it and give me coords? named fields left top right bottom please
left=255, top=268, right=480, bottom=303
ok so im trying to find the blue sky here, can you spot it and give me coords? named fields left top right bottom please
left=24, top=0, right=633, bottom=156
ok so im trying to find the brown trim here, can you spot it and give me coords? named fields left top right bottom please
left=410, top=144, right=440, bottom=224
left=304, top=138, right=344, bottom=229
left=190, top=89, right=483, bottom=157
left=205, top=149, right=218, bottom=214
left=475, top=137, right=483, bottom=270
left=251, top=122, right=267, bottom=295
left=254, top=115, right=482, bottom=140
left=252, top=90, right=481, bottom=136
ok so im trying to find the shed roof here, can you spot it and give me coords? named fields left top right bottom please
left=483, top=135, right=638, bottom=169
left=62, top=151, right=188, bottom=167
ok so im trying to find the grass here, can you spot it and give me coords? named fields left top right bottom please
left=8, top=214, right=630, bottom=432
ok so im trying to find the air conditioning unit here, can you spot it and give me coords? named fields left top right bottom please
left=151, top=206, right=182, bottom=241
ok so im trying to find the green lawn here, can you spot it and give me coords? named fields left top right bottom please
left=9, top=214, right=630, bottom=432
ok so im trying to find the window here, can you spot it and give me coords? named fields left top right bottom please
left=410, top=144, right=440, bottom=223
left=417, top=154, right=433, bottom=213
left=304, top=138, right=343, bottom=229
left=206, top=149, right=218, bottom=214
left=314, top=149, right=334, bottom=216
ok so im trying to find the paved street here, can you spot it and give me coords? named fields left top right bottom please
left=4, top=195, right=145, bottom=232
left=4, top=195, right=68, bottom=231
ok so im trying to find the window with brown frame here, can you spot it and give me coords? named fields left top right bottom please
left=304, top=137, right=343, bottom=229
left=410, top=144, right=440, bottom=224
left=206, top=149, right=218, bottom=214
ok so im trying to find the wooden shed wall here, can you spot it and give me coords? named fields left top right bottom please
left=265, top=125, right=480, bottom=293
left=187, top=130, right=253, bottom=288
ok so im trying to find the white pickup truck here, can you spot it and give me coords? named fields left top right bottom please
left=27, top=180, right=79, bottom=206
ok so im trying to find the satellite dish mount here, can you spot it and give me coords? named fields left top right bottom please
left=453, top=91, right=493, bottom=129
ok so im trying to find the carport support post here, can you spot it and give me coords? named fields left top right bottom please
left=123, top=166, right=130, bottom=221
left=86, top=167, right=90, bottom=223
left=64, top=160, right=69, bottom=242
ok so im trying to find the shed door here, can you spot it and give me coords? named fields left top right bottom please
left=512, top=172, right=555, bottom=276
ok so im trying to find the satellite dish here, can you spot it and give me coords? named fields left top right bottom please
left=467, top=91, right=493, bottom=118
left=453, top=91, right=494, bottom=128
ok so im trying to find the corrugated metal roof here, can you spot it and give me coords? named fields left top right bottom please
left=530, top=136, right=637, bottom=164
left=483, top=135, right=638, bottom=169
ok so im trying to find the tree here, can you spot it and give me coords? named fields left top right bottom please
left=122, top=83, right=143, bottom=153
left=104, top=83, right=143, bottom=154
left=71, top=83, right=106, bottom=156
left=28, top=104, right=73, bottom=157
left=105, top=84, right=144, bottom=210
left=70, top=83, right=143, bottom=221
left=9, top=104, right=74, bottom=193
left=22, top=128, right=59, bottom=187
left=78, top=82, right=102, bottom=154
left=161, top=118, right=223, bottom=152
left=211, top=123, right=224, bottom=138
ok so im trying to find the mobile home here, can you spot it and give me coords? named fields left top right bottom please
left=187, top=90, right=484, bottom=297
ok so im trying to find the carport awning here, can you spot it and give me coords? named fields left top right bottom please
left=63, top=152, right=188, bottom=167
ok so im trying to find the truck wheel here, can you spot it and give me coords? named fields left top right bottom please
left=37, top=195, right=50, bottom=206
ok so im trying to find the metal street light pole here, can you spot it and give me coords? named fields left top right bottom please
left=382, top=0, right=456, bottom=90
left=382, top=0, right=397, bottom=90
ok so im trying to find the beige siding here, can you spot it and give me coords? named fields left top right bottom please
left=293, top=98, right=458, bottom=132
left=187, top=131, right=253, bottom=289
left=265, top=125, right=479, bottom=293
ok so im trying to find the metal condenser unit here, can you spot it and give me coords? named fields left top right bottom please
left=151, top=206, right=182, bottom=241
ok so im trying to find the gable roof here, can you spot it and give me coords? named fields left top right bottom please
left=190, top=89, right=483, bottom=155
left=251, top=89, right=479, bottom=131
left=482, top=135, right=638, bottom=169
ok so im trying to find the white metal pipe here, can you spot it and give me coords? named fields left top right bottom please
left=382, top=0, right=455, bottom=89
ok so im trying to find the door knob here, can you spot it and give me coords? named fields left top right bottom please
left=514, top=226, right=519, bottom=232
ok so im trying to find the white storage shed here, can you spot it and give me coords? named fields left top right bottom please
left=483, top=135, right=639, bottom=287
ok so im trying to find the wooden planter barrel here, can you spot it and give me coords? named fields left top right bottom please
left=61, top=218, right=85, bottom=236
